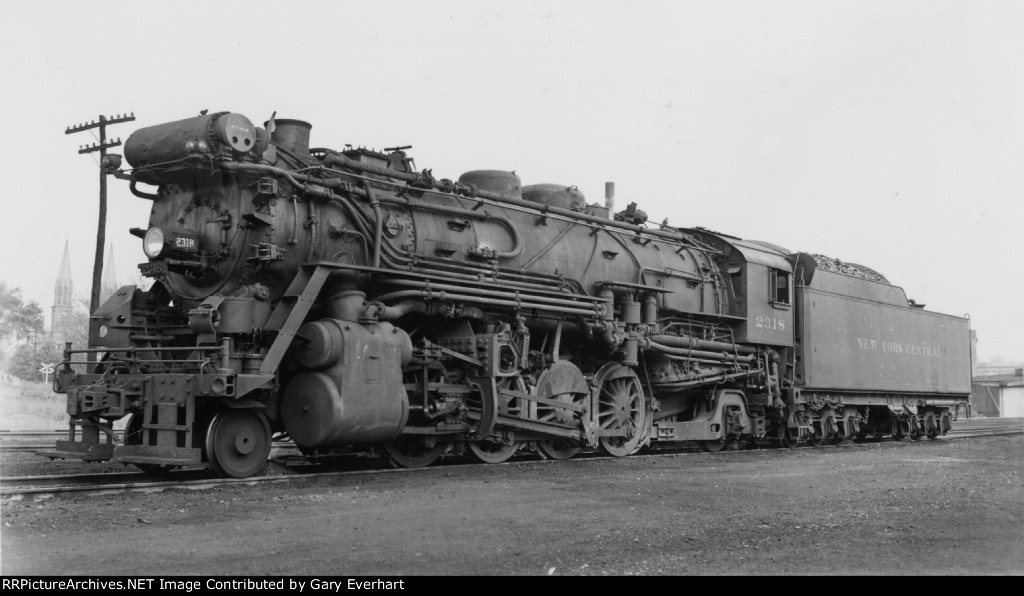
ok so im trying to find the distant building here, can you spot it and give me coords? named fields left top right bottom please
left=976, top=361, right=1024, bottom=377
left=100, top=244, right=118, bottom=304
left=50, top=241, right=119, bottom=339
left=970, top=330, right=978, bottom=377
left=50, top=240, right=74, bottom=337
left=971, top=368, right=1024, bottom=418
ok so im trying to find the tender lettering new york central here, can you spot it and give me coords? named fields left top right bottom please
left=855, top=338, right=942, bottom=358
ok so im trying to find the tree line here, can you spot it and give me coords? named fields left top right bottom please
left=0, top=281, right=88, bottom=382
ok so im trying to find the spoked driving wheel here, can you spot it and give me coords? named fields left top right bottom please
left=536, top=438, right=580, bottom=460
left=534, top=362, right=588, bottom=460
left=404, top=362, right=451, bottom=406
left=382, top=435, right=447, bottom=468
left=595, top=366, right=647, bottom=457
left=467, top=437, right=519, bottom=464
left=205, top=409, right=272, bottom=478
left=467, top=376, right=527, bottom=464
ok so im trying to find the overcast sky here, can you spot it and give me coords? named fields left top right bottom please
left=1, top=0, right=1021, bottom=363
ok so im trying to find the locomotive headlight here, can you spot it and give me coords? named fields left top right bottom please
left=142, top=227, right=166, bottom=259
left=184, top=139, right=197, bottom=153
left=197, top=139, right=209, bottom=152
left=142, top=226, right=199, bottom=259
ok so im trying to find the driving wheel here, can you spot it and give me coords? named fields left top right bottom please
left=534, top=362, right=588, bottom=460
left=536, top=438, right=581, bottom=460
left=467, top=376, right=528, bottom=464
left=595, top=366, right=647, bottom=457
left=382, top=435, right=446, bottom=468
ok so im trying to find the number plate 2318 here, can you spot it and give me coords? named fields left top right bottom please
left=140, top=261, right=168, bottom=277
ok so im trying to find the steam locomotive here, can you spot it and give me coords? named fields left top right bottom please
left=41, top=111, right=972, bottom=478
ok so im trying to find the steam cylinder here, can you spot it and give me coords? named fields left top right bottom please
left=281, top=320, right=412, bottom=448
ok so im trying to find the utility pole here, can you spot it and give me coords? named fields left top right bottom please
left=65, top=112, right=135, bottom=357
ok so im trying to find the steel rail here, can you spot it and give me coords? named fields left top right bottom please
left=2, top=419, right=1019, bottom=444
left=1, top=418, right=1019, bottom=448
left=2, top=422, right=1019, bottom=499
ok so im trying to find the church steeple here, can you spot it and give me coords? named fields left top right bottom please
left=101, top=244, right=118, bottom=303
left=51, top=240, right=74, bottom=334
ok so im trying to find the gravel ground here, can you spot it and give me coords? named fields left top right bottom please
left=1, top=435, right=1022, bottom=575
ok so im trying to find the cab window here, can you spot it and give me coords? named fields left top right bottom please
left=770, top=268, right=791, bottom=305
left=728, top=267, right=744, bottom=300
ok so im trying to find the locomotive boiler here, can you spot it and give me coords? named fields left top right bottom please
left=41, top=111, right=972, bottom=477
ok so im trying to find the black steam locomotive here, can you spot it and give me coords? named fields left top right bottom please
left=41, top=111, right=972, bottom=477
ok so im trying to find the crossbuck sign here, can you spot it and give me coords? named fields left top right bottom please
left=38, top=362, right=55, bottom=384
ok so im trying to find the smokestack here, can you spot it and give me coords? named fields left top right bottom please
left=605, top=181, right=615, bottom=213
left=267, top=118, right=312, bottom=161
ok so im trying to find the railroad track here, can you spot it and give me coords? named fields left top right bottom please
left=2, top=418, right=1020, bottom=500
left=3, top=418, right=1018, bottom=447
left=0, top=429, right=124, bottom=453
left=0, top=433, right=295, bottom=454
left=944, top=417, right=1024, bottom=437
left=0, top=418, right=1016, bottom=453
left=0, top=456, right=531, bottom=499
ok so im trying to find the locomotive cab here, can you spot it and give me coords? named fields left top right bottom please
left=685, top=230, right=795, bottom=348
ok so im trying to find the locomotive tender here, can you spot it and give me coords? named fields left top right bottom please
left=41, top=111, right=972, bottom=477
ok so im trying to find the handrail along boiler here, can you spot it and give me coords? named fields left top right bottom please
left=41, top=111, right=972, bottom=477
